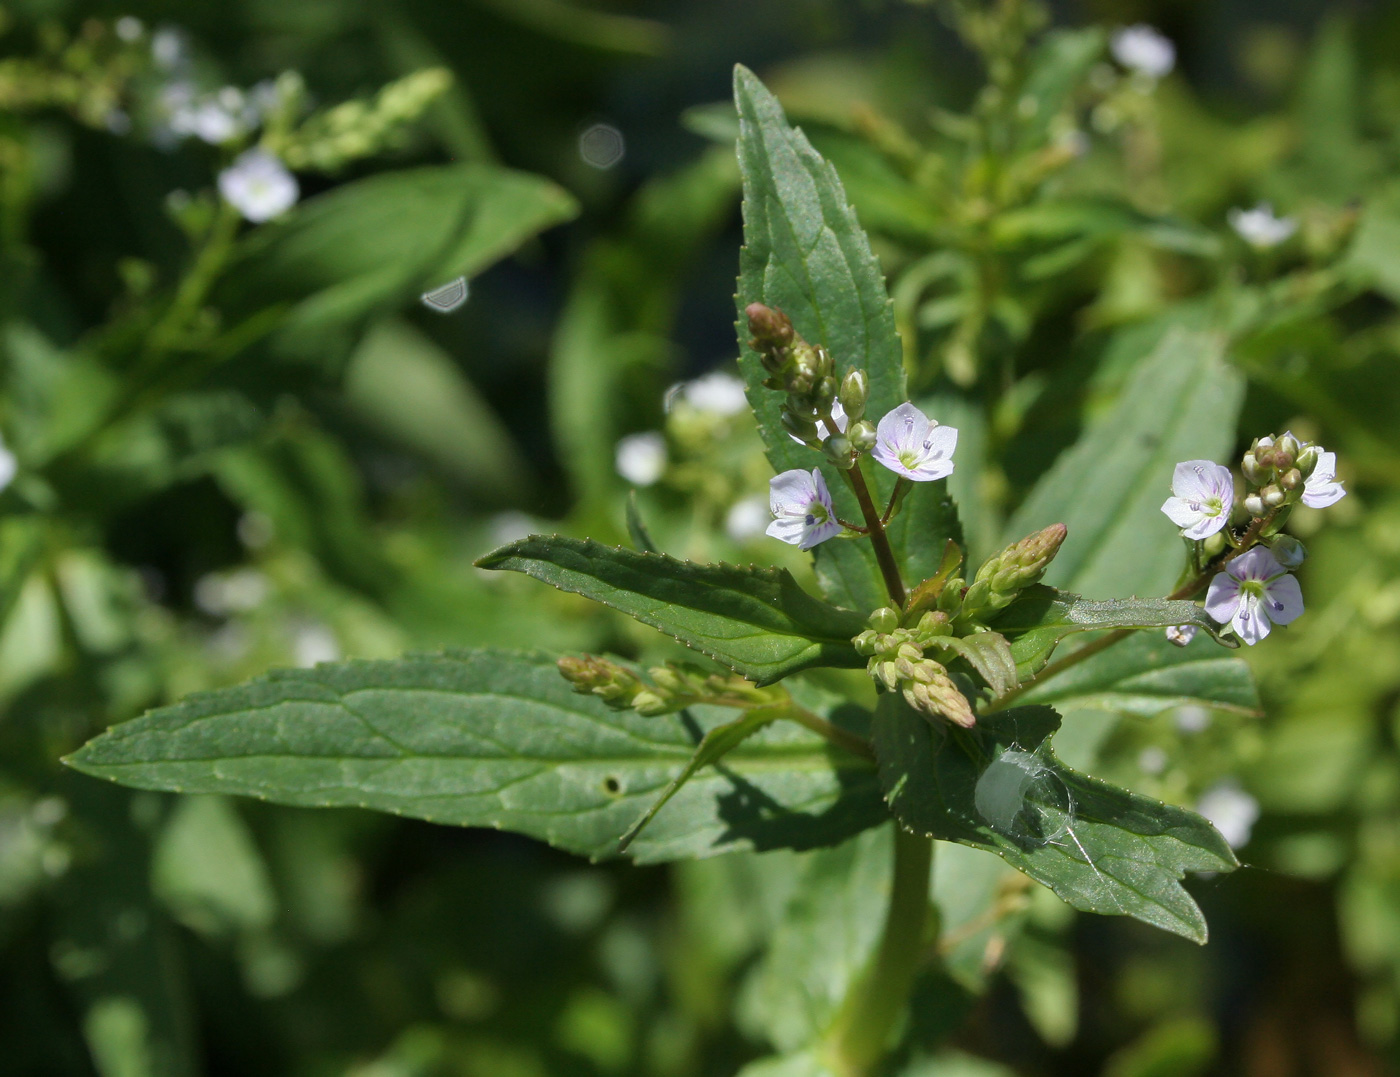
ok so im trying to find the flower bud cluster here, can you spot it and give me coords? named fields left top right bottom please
left=853, top=608, right=976, bottom=727
left=1239, top=432, right=1332, bottom=518
left=558, top=655, right=772, bottom=716
left=960, top=523, right=1067, bottom=621
left=747, top=304, right=871, bottom=470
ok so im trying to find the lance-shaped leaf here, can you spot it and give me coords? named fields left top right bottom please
left=932, top=632, right=1019, bottom=698
left=734, top=66, right=959, bottom=610
left=871, top=699, right=1236, bottom=942
left=1004, top=328, right=1244, bottom=598
left=992, top=585, right=1225, bottom=678
left=477, top=536, right=866, bottom=685
left=1012, top=629, right=1261, bottom=717
left=67, top=650, right=886, bottom=865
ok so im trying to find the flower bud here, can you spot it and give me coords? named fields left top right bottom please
left=1165, top=624, right=1198, bottom=647
left=1270, top=534, right=1307, bottom=568
left=815, top=376, right=839, bottom=404
left=848, top=419, right=877, bottom=454
left=1279, top=467, right=1302, bottom=492
left=839, top=370, right=869, bottom=422
left=1243, top=493, right=1265, bottom=517
left=1295, top=444, right=1319, bottom=478
left=1262, top=484, right=1286, bottom=509
left=632, top=690, right=674, bottom=717
left=746, top=303, right=795, bottom=351
left=853, top=629, right=879, bottom=656
left=869, top=607, right=899, bottom=633
left=965, top=523, right=1067, bottom=619
left=914, top=610, right=951, bottom=639
left=823, top=435, right=854, bottom=468
left=648, top=666, right=688, bottom=693
left=781, top=408, right=819, bottom=444
left=900, top=663, right=976, bottom=728
left=815, top=347, right=835, bottom=381
left=1277, top=432, right=1300, bottom=464
left=558, top=654, right=642, bottom=707
left=872, top=658, right=900, bottom=692
left=1201, top=530, right=1228, bottom=558
left=1241, top=452, right=1266, bottom=485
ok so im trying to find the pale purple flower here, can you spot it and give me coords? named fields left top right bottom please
left=1204, top=546, right=1304, bottom=645
left=1228, top=203, right=1297, bottom=249
left=1301, top=450, right=1346, bottom=508
left=870, top=402, right=957, bottom=482
left=218, top=149, right=298, bottom=222
left=1111, top=24, right=1175, bottom=79
left=1164, top=624, right=1197, bottom=647
left=1161, top=460, right=1233, bottom=540
left=767, top=469, right=842, bottom=549
left=788, top=398, right=848, bottom=446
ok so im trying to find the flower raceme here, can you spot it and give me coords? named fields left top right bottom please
left=1161, top=460, right=1233, bottom=539
left=1205, top=547, right=1304, bottom=645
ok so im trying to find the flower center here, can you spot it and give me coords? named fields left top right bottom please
left=805, top=501, right=830, bottom=527
left=898, top=448, right=923, bottom=469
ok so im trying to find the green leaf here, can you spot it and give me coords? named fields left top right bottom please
left=933, top=632, right=1019, bottom=697
left=1004, top=328, right=1244, bottom=598
left=871, top=700, right=1236, bottom=942
left=993, top=586, right=1226, bottom=678
left=625, top=490, right=659, bottom=553
left=619, top=706, right=778, bottom=851
left=222, top=163, right=577, bottom=348
left=1012, top=629, right=1261, bottom=718
left=734, top=64, right=937, bottom=612
left=476, top=536, right=866, bottom=685
left=67, top=650, right=885, bottom=865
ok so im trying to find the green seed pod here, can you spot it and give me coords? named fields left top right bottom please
left=823, top=435, right=855, bottom=469
left=848, top=419, right=877, bottom=454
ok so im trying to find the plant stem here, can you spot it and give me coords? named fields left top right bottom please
left=993, top=511, right=1284, bottom=708
left=824, top=827, right=933, bottom=1077
left=788, top=704, right=876, bottom=762
left=845, top=463, right=907, bottom=607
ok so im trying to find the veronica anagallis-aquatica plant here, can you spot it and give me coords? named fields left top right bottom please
left=65, top=67, right=1346, bottom=1076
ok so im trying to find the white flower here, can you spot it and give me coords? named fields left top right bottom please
left=115, top=17, right=145, bottom=42
left=1301, top=450, right=1346, bottom=508
left=218, top=149, right=298, bottom=222
left=767, top=469, right=842, bottom=549
left=1138, top=746, right=1167, bottom=775
left=724, top=496, right=769, bottom=542
left=1174, top=704, right=1211, bottom=733
left=1228, top=203, right=1297, bottom=248
left=1161, top=460, right=1233, bottom=540
left=1204, top=546, right=1304, bottom=645
left=1196, top=779, right=1259, bottom=849
left=292, top=622, right=340, bottom=668
left=1110, top=24, right=1176, bottom=79
left=870, top=402, right=957, bottom=482
left=1164, top=624, right=1197, bottom=647
left=614, top=432, right=666, bottom=486
left=171, top=98, right=243, bottom=144
left=667, top=372, right=748, bottom=417
left=787, top=397, right=848, bottom=445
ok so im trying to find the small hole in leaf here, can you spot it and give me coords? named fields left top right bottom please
left=603, top=777, right=622, bottom=796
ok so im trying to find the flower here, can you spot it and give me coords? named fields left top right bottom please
left=1164, top=624, right=1197, bottom=647
left=1301, top=450, right=1346, bottom=508
left=1110, top=24, right=1176, bottom=79
left=218, top=149, right=299, bottom=222
left=666, top=372, right=749, bottom=418
left=0, top=435, right=15, bottom=493
left=1196, top=779, right=1259, bottom=849
left=1228, top=203, right=1297, bottom=248
left=1204, top=546, right=1304, bottom=645
left=1161, top=460, right=1233, bottom=540
left=788, top=398, right=848, bottom=446
left=767, top=469, right=842, bottom=549
left=870, top=402, right=957, bottom=482
left=614, top=432, right=666, bottom=486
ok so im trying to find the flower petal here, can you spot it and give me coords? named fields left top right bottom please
left=1263, top=573, right=1304, bottom=625
left=1161, top=496, right=1204, bottom=531
left=1227, top=546, right=1284, bottom=583
left=1204, top=573, right=1241, bottom=624
left=1233, top=592, right=1271, bottom=645
left=1171, top=460, right=1220, bottom=502
left=769, top=469, right=817, bottom=514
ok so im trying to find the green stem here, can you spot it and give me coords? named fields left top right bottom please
left=994, top=510, right=1285, bottom=708
left=845, top=463, right=907, bottom=607
left=788, top=704, right=876, bottom=762
left=824, top=828, right=933, bottom=1077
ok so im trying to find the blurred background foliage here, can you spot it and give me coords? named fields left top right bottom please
left=3, top=0, right=1400, bottom=1074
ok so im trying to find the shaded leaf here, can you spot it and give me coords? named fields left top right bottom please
left=871, top=700, right=1236, bottom=941
left=68, top=650, right=885, bottom=865
left=477, top=536, right=866, bottom=685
